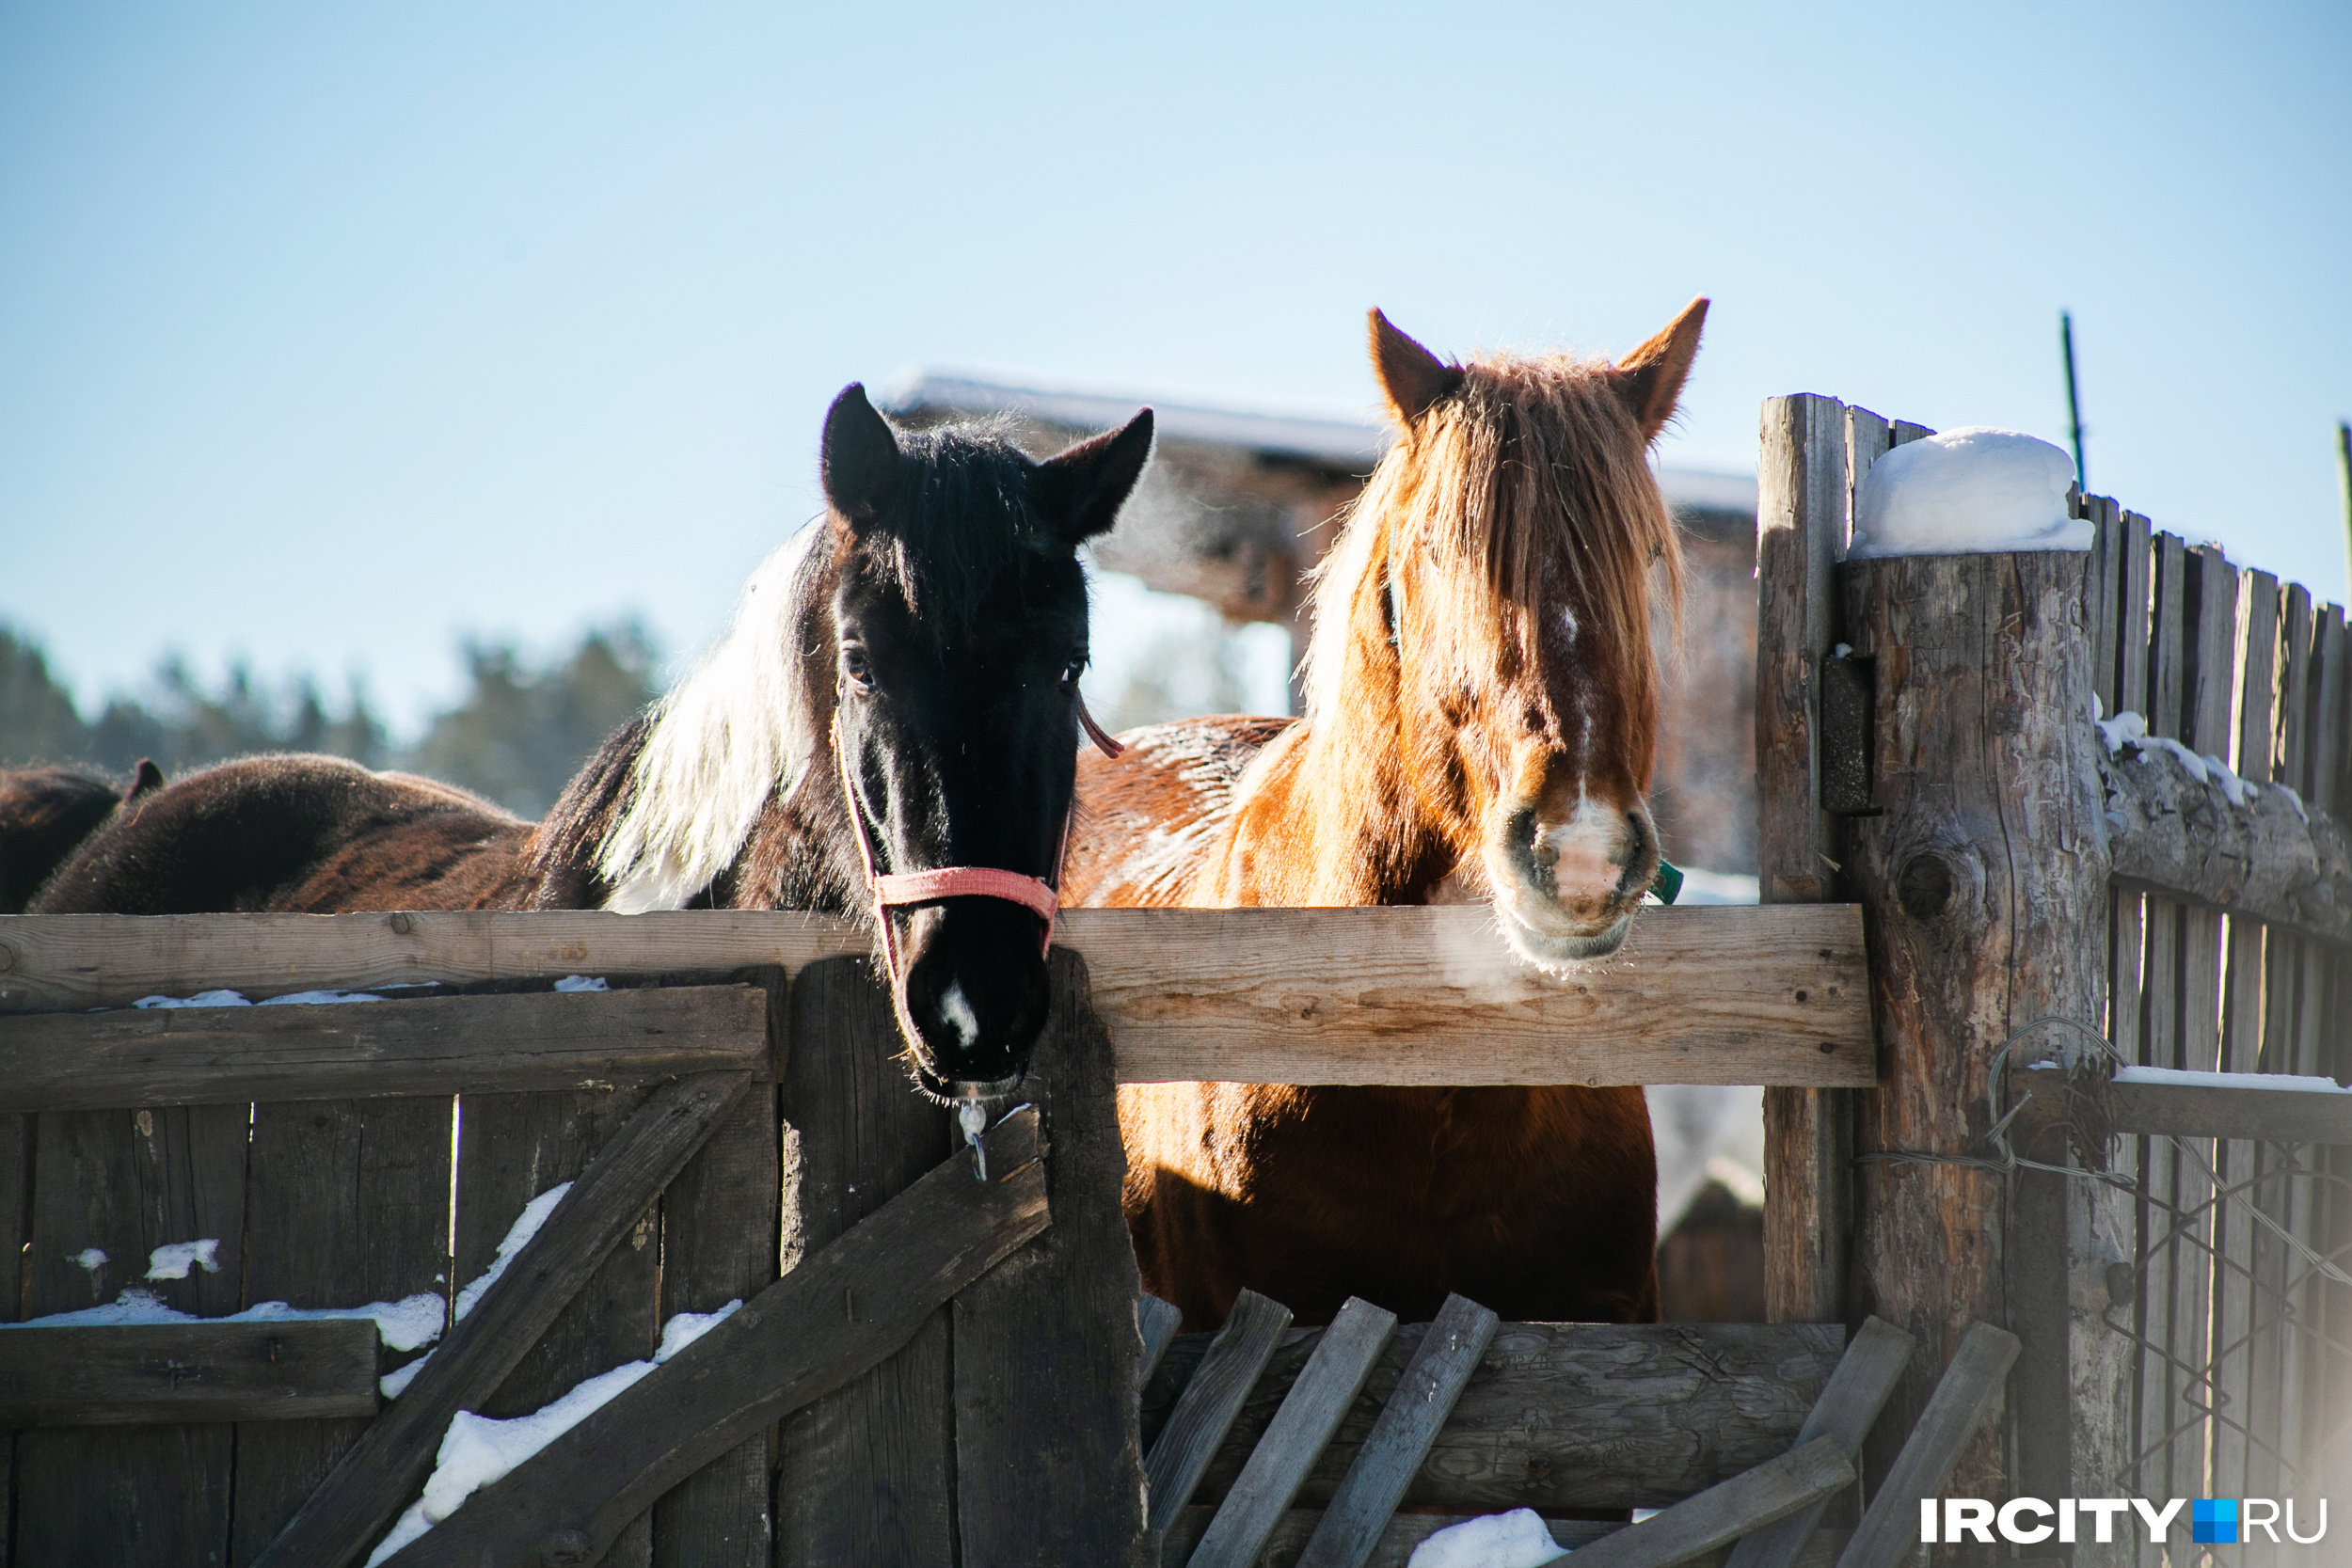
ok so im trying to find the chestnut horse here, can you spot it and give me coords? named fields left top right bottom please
left=1062, top=303, right=1704, bottom=1328
left=33, top=386, right=1153, bottom=1098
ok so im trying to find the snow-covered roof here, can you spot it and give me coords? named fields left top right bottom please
left=881, top=371, right=1383, bottom=467
left=881, top=369, right=1756, bottom=515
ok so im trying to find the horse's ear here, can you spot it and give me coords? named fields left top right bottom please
left=1613, top=296, right=1708, bottom=443
left=1368, top=309, right=1464, bottom=428
left=1031, top=408, right=1154, bottom=546
left=820, top=383, right=903, bottom=526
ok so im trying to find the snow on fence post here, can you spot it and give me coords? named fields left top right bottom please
left=1835, top=506, right=2111, bottom=1554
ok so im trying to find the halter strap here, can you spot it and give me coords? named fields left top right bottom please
left=833, top=698, right=1120, bottom=974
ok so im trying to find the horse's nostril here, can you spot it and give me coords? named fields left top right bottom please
left=1529, top=837, right=1559, bottom=869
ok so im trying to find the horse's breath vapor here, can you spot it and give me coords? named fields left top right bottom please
left=596, top=523, right=827, bottom=913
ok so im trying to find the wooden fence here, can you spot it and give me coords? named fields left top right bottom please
left=0, top=905, right=1874, bottom=1567
left=1759, top=393, right=2352, bottom=1568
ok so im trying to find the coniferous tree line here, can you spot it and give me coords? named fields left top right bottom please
left=0, top=623, right=660, bottom=820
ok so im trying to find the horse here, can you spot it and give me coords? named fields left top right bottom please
left=31, top=386, right=1154, bottom=1099
left=0, top=760, right=164, bottom=912
left=1060, top=302, right=1705, bottom=1330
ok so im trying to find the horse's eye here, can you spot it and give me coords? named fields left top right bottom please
left=840, top=646, right=873, bottom=691
left=1060, top=657, right=1086, bottom=689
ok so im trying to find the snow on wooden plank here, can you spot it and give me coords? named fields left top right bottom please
left=253, top=1069, right=753, bottom=1568
left=368, top=1106, right=1051, bottom=1568
left=0, top=985, right=772, bottom=1110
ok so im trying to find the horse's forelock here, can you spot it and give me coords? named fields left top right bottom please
left=1305, top=351, right=1683, bottom=727
left=846, top=424, right=1059, bottom=641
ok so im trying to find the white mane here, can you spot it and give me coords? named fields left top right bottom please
left=596, top=524, right=827, bottom=912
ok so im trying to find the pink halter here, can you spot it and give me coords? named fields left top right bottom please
left=834, top=697, right=1123, bottom=976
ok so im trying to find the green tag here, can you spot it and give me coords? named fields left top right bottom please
left=1650, top=859, right=1684, bottom=906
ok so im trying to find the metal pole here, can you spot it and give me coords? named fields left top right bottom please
left=2061, top=311, right=2087, bottom=490
left=2339, top=420, right=2351, bottom=596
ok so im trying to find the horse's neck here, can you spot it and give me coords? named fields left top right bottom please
left=1208, top=694, right=1462, bottom=907
left=720, top=753, right=859, bottom=913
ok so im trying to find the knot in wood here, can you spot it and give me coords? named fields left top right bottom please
left=1896, top=850, right=1968, bottom=922
left=539, top=1528, right=593, bottom=1565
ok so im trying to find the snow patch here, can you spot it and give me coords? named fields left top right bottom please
left=133, top=988, right=384, bottom=1008
left=146, top=1240, right=221, bottom=1280
left=2098, top=710, right=2265, bottom=807
left=366, top=1302, right=743, bottom=1565
left=2113, top=1064, right=2351, bottom=1095
left=71, top=1248, right=107, bottom=1273
left=552, top=975, right=609, bottom=992
left=1847, top=428, right=2090, bottom=560
left=381, top=1353, right=431, bottom=1401
left=1660, top=867, right=1757, bottom=906
left=1406, top=1509, right=1568, bottom=1567
left=3, top=1290, right=445, bottom=1350
left=455, top=1181, right=571, bottom=1322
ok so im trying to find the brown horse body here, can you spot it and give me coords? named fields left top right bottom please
left=1064, top=304, right=1706, bottom=1330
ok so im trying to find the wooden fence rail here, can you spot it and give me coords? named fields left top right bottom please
left=0, top=904, right=1873, bottom=1087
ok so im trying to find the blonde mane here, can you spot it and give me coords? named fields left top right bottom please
left=596, top=524, right=827, bottom=912
left=1302, top=350, right=1685, bottom=727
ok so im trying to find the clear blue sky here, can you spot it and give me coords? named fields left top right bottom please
left=5, top=1, right=2346, bottom=732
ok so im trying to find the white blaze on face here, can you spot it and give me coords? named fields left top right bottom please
left=939, top=981, right=981, bottom=1051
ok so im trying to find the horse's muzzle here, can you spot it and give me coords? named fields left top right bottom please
left=892, top=899, right=1052, bottom=1101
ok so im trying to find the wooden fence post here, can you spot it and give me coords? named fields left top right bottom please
left=1756, top=392, right=1855, bottom=1329
left=1837, top=548, right=2109, bottom=1560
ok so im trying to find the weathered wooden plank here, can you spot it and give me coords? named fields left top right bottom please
left=373, top=1110, right=1051, bottom=1568
left=1756, top=392, right=1847, bottom=905
left=1186, top=1297, right=1398, bottom=1568
left=2026, top=1074, right=2352, bottom=1143
left=647, top=967, right=785, bottom=1568
left=457, top=1083, right=661, bottom=1568
left=253, top=1070, right=751, bottom=1568
left=1759, top=394, right=1858, bottom=1326
left=2136, top=527, right=2188, bottom=1501
left=230, top=1094, right=453, bottom=1566
left=1160, top=1513, right=1850, bottom=1568
left=0, top=908, right=1875, bottom=1086
left=0, top=910, right=869, bottom=1011
left=1836, top=1323, right=2019, bottom=1568
left=0, top=1320, right=376, bottom=1425
left=1293, top=1294, right=1501, bottom=1568
left=2165, top=544, right=2236, bottom=1497
left=2209, top=569, right=2274, bottom=1512
left=1526, top=1438, right=1853, bottom=1568
left=1139, top=1293, right=1184, bottom=1387
left=0, top=985, right=770, bottom=1110
left=771, top=955, right=958, bottom=1568
left=1143, top=1321, right=1843, bottom=1514
left=0, top=1110, right=23, bottom=1567
left=1145, top=1289, right=1294, bottom=1532
left=14, top=1101, right=246, bottom=1565
left=1724, top=1317, right=1912, bottom=1568
left=952, top=951, right=1149, bottom=1568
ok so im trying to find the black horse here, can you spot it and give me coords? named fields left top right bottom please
left=29, top=385, right=1153, bottom=1098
